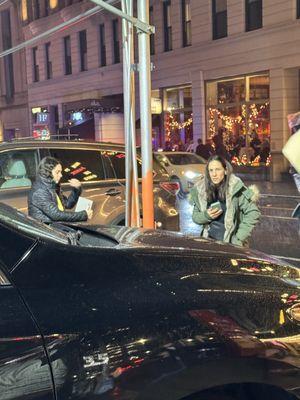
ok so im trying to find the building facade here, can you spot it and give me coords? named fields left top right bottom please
left=0, top=1, right=29, bottom=141
left=12, top=0, right=300, bottom=180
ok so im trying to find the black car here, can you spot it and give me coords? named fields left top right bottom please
left=0, top=202, right=300, bottom=400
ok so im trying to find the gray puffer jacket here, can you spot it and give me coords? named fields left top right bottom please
left=28, top=176, right=87, bottom=223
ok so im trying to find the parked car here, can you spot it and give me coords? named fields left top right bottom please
left=0, top=140, right=179, bottom=230
left=1, top=202, right=300, bottom=400
left=154, top=151, right=206, bottom=194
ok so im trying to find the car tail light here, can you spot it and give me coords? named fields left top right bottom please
left=159, top=181, right=180, bottom=195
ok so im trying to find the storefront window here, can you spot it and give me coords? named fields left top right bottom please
left=163, top=85, right=193, bottom=150
left=206, top=73, right=270, bottom=166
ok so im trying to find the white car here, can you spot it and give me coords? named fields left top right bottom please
left=154, top=151, right=206, bottom=194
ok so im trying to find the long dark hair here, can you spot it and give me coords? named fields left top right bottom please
left=38, top=156, right=61, bottom=180
left=205, top=155, right=233, bottom=203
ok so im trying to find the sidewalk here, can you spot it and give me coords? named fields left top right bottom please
left=245, top=180, right=300, bottom=267
left=244, top=180, right=300, bottom=197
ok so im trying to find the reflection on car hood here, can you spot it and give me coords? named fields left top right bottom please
left=94, top=225, right=294, bottom=266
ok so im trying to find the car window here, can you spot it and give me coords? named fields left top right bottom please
left=104, top=151, right=142, bottom=180
left=49, top=149, right=105, bottom=183
left=166, top=153, right=206, bottom=165
left=0, top=150, right=38, bottom=190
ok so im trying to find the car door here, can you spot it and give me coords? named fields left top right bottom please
left=0, top=261, right=54, bottom=400
left=0, top=149, right=39, bottom=212
left=48, top=147, right=125, bottom=225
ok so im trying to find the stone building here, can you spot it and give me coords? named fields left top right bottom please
left=0, top=0, right=29, bottom=141
left=5, top=0, right=300, bottom=180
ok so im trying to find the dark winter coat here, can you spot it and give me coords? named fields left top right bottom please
left=28, top=176, right=87, bottom=223
left=190, top=174, right=261, bottom=246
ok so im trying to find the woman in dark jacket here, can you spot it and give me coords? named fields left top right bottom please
left=28, top=157, right=93, bottom=223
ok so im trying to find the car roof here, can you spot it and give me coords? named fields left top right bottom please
left=0, top=140, right=128, bottom=151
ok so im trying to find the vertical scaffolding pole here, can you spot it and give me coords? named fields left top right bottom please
left=137, top=0, right=154, bottom=229
left=122, top=0, right=140, bottom=227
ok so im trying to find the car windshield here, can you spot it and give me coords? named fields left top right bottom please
left=166, top=153, right=206, bottom=165
left=0, top=202, right=69, bottom=244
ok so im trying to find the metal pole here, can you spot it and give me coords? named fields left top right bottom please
left=137, top=0, right=154, bottom=229
left=122, top=0, right=140, bottom=227
left=90, top=0, right=154, bottom=34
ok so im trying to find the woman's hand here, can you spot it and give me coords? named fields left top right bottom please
left=68, top=178, right=81, bottom=189
left=207, top=207, right=223, bottom=219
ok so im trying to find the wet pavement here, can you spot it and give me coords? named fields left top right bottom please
left=178, top=180, right=300, bottom=268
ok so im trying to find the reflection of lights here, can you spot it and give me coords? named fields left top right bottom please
left=185, top=170, right=199, bottom=179
left=83, top=174, right=98, bottom=181
left=180, top=273, right=200, bottom=280
left=136, top=338, right=148, bottom=345
left=71, top=162, right=81, bottom=168
left=168, top=208, right=178, bottom=216
left=231, top=259, right=238, bottom=267
left=287, top=303, right=300, bottom=322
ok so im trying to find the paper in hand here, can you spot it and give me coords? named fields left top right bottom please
left=75, top=197, right=93, bottom=212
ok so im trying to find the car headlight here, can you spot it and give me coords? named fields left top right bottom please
left=185, top=170, right=199, bottom=180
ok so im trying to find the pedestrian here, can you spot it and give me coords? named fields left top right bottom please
left=190, top=155, right=260, bottom=246
left=250, top=131, right=261, bottom=160
left=213, top=128, right=230, bottom=161
left=186, top=139, right=196, bottom=152
left=195, top=138, right=211, bottom=160
left=28, top=156, right=93, bottom=223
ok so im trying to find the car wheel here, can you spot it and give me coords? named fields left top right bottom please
left=171, top=176, right=186, bottom=199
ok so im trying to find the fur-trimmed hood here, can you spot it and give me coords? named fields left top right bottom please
left=191, top=173, right=260, bottom=203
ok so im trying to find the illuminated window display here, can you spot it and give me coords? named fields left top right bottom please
left=163, top=85, right=193, bottom=149
left=206, top=73, right=270, bottom=165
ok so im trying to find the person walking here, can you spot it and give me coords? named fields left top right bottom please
left=28, top=156, right=93, bottom=223
left=190, top=155, right=260, bottom=246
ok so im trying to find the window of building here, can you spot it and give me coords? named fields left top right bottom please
left=245, top=0, right=262, bottom=31
left=45, top=42, right=52, bottom=79
left=44, top=0, right=50, bottom=16
left=163, top=0, right=172, bottom=52
left=21, top=0, right=28, bottom=21
left=112, top=19, right=120, bottom=64
left=64, top=36, right=72, bottom=75
left=163, top=85, right=193, bottom=148
left=79, top=30, right=87, bottom=71
left=33, top=0, right=40, bottom=19
left=149, top=6, right=155, bottom=55
left=297, top=0, right=300, bottom=18
left=182, top=0, right=191, bottom=47
left=212, top=0, right=227, bottom=40
left=206, top=73, right=270, bottom=165
left=32, top=47, right=39, bottom=82
left=48, top=149, right=105, bottom=182
left=99, top=23, right=106, bottom=67
left=1, top=9, right=14, bottom=101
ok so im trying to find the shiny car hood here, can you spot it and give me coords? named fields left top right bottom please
left=90, top=225, right=297, bottom=268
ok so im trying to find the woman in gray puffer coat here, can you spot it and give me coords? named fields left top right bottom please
left=190, top=155, right=260, bottom=246
left=28, top=157, right=93, bottom=223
